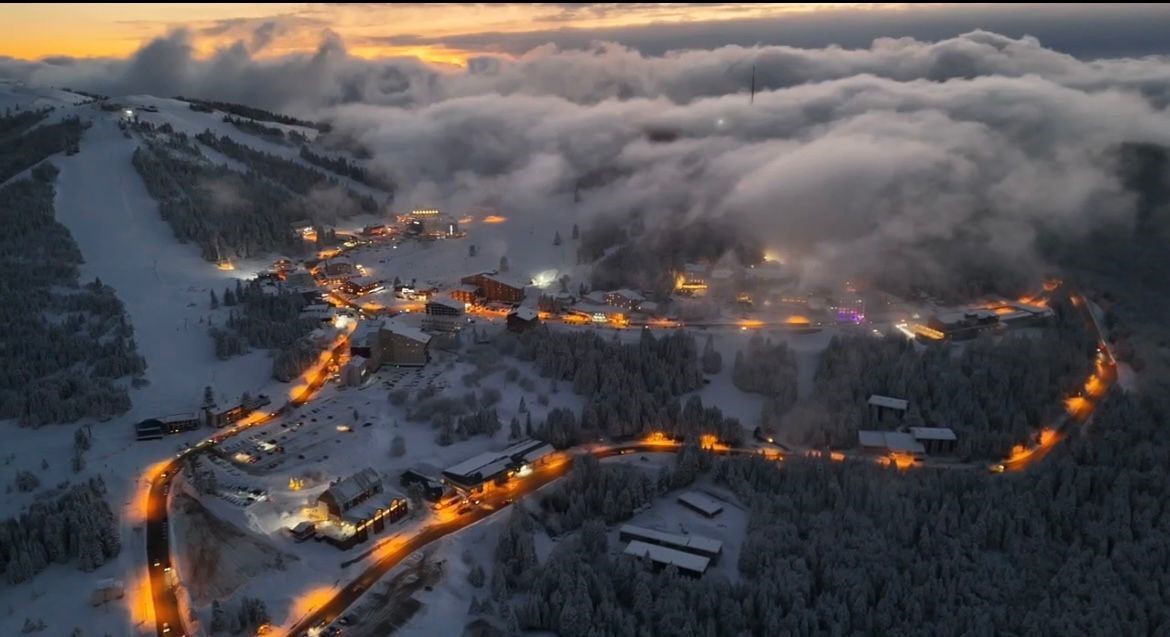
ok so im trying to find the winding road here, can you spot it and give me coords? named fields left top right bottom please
left=142, top=291, right=1115, bottom=637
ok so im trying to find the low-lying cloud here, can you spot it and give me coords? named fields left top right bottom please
left=5, top=28, right=1170, bottom=291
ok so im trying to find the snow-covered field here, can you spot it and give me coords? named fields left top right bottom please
left=0, top=82, right=810, bottom=637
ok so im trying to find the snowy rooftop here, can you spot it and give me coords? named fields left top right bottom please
left=677, top=491, right=724, bottom=516
left=384, top=318, right=431, bottom=344
left=348, top=275, right=384, bottom=286
left=340, top=492, right=405, bottom=525
left=610, top=289, right=644, bottom=301
left=352, top=320, right=384, bottom=345
left=624, top=540, right=710, bottom=574
left=619, top=524, right=723, bottom=556
left=909, top=427, right=957, bottom=441
left=883, top=432, right=926, bottom=455
left=867, top=395, right=908, bottom=411
left=320, top=467, right=381, bottom=511
left=858, top=430, right=888, bottom=448
left=510, top=307, right=538, bottom=321
left=427, top=296, right=465, bottom=311
left=444, top=449, right=512, bottom=479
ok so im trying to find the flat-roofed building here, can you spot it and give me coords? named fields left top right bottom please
left=624, top=540, right=710, bottom=577
left=677, top=491, right=724, bottom=518
left=909, top=426, right=958, bottom=455
left=618, top=524, right=723, bottom=559
left=383, top=320, right=431, bottom=366
left=450, top=284, right=479, bottom=304
left=424, top=296, right=465, bottom=332
left=857, top=430, right=926, bottom=459
left=441, top=439, right=555, bottom=493
left=868, top=394, right=908, bottom=423
left=460, top=272, right=528, bottom=304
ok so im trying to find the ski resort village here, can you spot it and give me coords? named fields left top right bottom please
left=0, top=16, right=1166, bottom=637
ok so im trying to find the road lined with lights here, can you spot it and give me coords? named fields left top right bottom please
left=142, top=333, right=352, bottom=637
left=144, top=286, right=1112, bottom=637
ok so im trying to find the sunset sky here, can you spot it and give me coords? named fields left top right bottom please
left=3, top=3, right=1168, bottom=68
left=0, top=3, right=872, bottom=65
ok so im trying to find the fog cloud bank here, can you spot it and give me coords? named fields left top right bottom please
left=6, top=28, right=1170, bottom=289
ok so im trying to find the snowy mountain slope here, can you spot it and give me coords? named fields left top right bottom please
left=53, top=114, right=276, bottom=416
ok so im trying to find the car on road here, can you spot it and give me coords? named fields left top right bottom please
left=162, top=622, right=171, bottom=634
left=989, top=463, right=1005, bottom=474
left=337, top=614, right=358, bottom=626
left=457, top=505, right=472, bottom=515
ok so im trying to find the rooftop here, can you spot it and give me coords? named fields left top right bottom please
left=909, top=427, right=957, bottom=441
left=867, top=395, right=909, bottom=411
left=383, top=318, right=431, bottom=344
left=883, top=432, right=926, bottom=455
left=427, top=296, right=465, bottom=311
left=677, top=491, right=724, bottom=515
left=858, top=430, right=887, bottom=448
left=320, top=467, right=381, bottom=512
left=624, top=540, right=710, bottom=575
left=609, top=289, right=644, bottom=301
left=510, top=307, right=538, bottom=321
left=444, top=449, right=512, bottom=480
left=619, top=524, right=723, bottom=556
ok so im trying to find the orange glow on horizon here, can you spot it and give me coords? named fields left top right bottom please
left=0, top=4, right=869, bottom=64
left=784, top=315, right=810, bottom=326
left=482, top=215, right=508, bottom=224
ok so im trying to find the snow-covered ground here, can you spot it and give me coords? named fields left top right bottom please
left=0, top=82, right=806, bottom=637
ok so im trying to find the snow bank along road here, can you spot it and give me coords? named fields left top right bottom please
left=146, top=292, right=1115, bottom=637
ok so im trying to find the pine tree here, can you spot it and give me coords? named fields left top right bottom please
left=499, top=255, right=510, bottom=272
left=509, top=417, right=521, bottom=440
left=203, top=385, right=215, bottom=408
left=469, top=244, right=477, bottom=257
left=209, top=289, right=219, bottom=309
left=391, top=434, right=406, bottom=457
left=554, top=231, right=562, bottom=246
left=572, top=223, right=579, bottom=240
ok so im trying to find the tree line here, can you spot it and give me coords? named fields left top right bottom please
left=0, top=164, right=145, bottom=426
left=175, top=96, right=329, bottom=132
left=0, top=478, right=121, bottom=585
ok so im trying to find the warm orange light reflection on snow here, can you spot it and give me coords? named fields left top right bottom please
left=125, top=568, right=155, bottom=628
left=482, top=215, right=507, bottom=224
left=290, top=586, right=336, bottom=622
left=784, top=315, right=811, bottom=326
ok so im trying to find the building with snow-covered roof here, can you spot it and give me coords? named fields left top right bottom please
left=618, top=524, right=723, bottom=559
left=624, top=540, right=710, bottom=577
left=382, top=318, right=431, bottom=366
left=604, top=289, right=644, bottom=310
left=341, top=275, right=384, bottom=296
left=460, top=272, right=528, bottom=304
left=350, top=318, right=431, bottom=368
left=507, top=306, right=540, bottom=333
left=868, top=394, right=908, bottom=423
left=856, top=430, right=926, bottom=459
left=315, top=468, right=408, bottom=549
left=677, top=491, right=724, bottom=518
left=343, top=355, right=369, bottom=386
left=909, top=427, right=958, bottom=455
left=424, top=296, right=465, bottom=332
left=441, top=439, right=555, bottom=493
